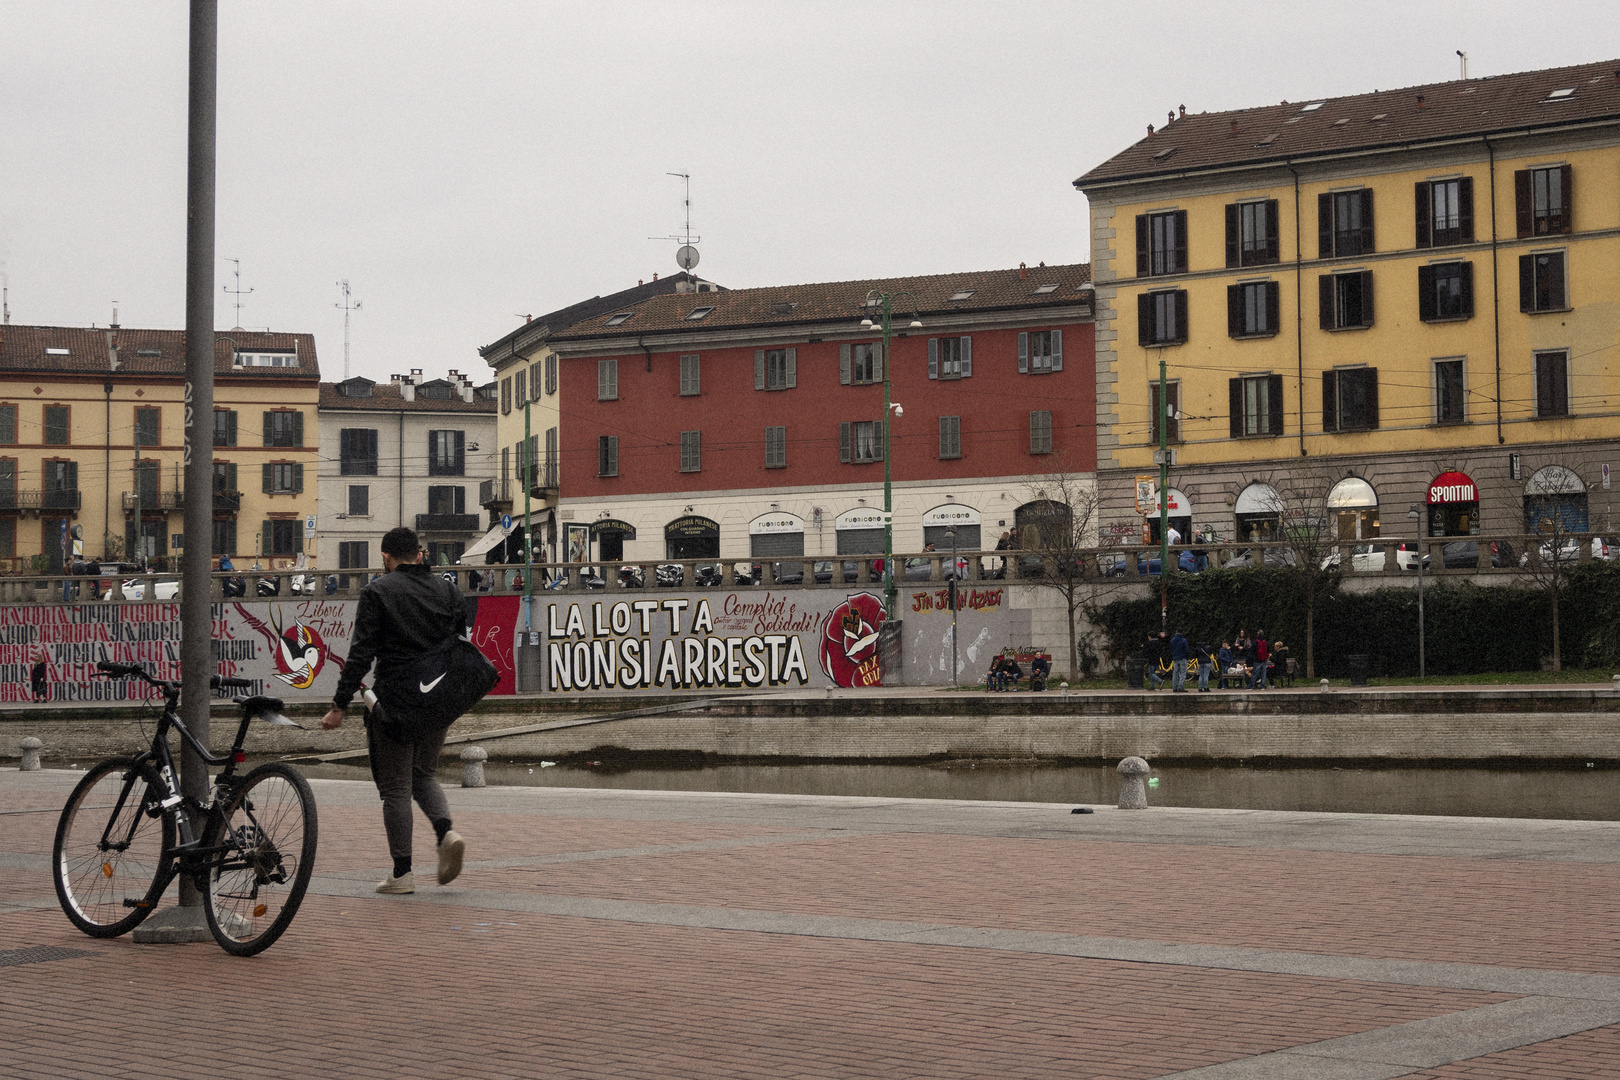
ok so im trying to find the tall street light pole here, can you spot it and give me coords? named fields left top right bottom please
left=861, top=291, right=920, bottom=617
left=1409, top=503, right=1426, bottom=679
left=1158, top=354, right=1170, bottom=635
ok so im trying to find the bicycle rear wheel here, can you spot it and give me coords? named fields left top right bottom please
left=203, top=762, right=317, bottom=956
left=53, top=757, right=175, bottom=937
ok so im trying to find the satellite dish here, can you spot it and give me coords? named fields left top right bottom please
left=676, top=245, right=700, bottom=271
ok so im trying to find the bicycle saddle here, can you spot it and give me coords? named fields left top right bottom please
left=236, top=694, right=300, bottom=726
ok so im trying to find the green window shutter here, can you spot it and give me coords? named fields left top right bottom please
left=291, top=411, right=303, bottom=447
left=226, top=462, right=237, bottom=492
left=0, top=405, right=13, bottom=444
left=65, top=460, right=78, bottom=490
left=225, top=410, right=237, bottom=446
left=293, top=463, right=304, bottom=494
left=263, top=520, right=272, bottom=556
left=263, top=412, right=273, bottom=446
left=262, top=463, right=273, bottom=493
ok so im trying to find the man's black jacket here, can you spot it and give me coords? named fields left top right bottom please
left=333, top=562, right=467, bottom=708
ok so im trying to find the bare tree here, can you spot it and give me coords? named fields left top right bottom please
left=1244, top=466, right=1344, bottom=679
left=1017, top=465, right=1112, bottom=682
left=1512, top=462, right=1591, bottom=671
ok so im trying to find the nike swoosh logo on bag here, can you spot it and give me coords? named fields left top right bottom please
left=419, top=673, right=447, bottom=694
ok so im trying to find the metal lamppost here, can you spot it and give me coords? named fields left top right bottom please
left=946, top=526, right=959, bottom=686
left=1408, top=503, right=1426, bottom=679
left=859, top=290, right=921, bottom=615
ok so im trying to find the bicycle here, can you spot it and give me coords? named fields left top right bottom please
left=52, top=661, right=318, bottom=957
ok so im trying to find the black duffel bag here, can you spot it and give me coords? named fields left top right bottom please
left=371, top=635, right=499, bottom=742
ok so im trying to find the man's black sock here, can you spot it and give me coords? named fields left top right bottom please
left=393, top=857, right=412, bottom=879
left=433, top=818, right=452, bottom=844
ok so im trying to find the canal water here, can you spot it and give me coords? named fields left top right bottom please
left=290, top=758, right=1620, bottom=821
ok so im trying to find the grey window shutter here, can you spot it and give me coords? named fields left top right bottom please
left=262, top=412, right=273, bottom=446
left=597, top=362, right=607, bottom=399
left=1267, top=375, right=1285, bottom=436
left=1359, top=270, right=1374, bottom=326
left=608, top=360, right=617, bottom=399
left=262, top=463, right=273, bottom=493
left=1364, top=369, right=1381, bottom=429
left=1228, top=379, right=1243, bottom=438
left=1017, top=332, right=1029, bottom=374
left=959, top=337, right=971, bottom=377
left=873, top=417, right=884, bottom=461
left=293, top=463, right=304, bottom=494
left=608, top=437, right=618, bottom=476
left=291, top=411, right=303, bottom=447
left=1050, top=330, right=1062, bottom=372
left=840, top=344, right=851, bottom=385
left=927, top=338, right=938, bottom=379
left=755, top=350, right=766, bottom=390
left=839, top=422, right=851, bottom=463
left=1417, top=265, right=1437, bottom=320
left=1560, top=165, right=1573, bottom=233
left=1322, top=371, right=1338, bottom=431
left=872, top=342, right=882, bottom=383
left=785, top=348, right=797, bottom=388
left=1172, top=210, right=1188, bottom=273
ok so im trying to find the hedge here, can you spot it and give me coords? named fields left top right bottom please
left=1089, top=563, right=1620, bottom=677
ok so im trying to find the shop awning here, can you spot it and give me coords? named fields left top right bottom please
left=459, top=522, right=513, bottom=562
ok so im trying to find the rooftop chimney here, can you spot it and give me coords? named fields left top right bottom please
left=1416, top=94, right=1426, bottom=109
left=1147, top=124, right=1155, bottom=137
left=1018, top=262, right=1027, bottom=279
left=1178, top=104, right=1186, bottom=119
left=1230, top=119, right=1238, bottom=135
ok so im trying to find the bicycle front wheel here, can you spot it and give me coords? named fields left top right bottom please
left=203, top=762, right=317, bottom=956
left=53, top=757, right=175, bottom=937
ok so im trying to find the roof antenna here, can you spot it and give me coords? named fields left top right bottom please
left=1456, top=50, right=1467, bottom=79
left=2, top=274, right=8, bottom=325
left=335, top=279, right=362, bottom=380
left=650, top=173, right=701, bottom=288
left=223, top=258, right=254, bottom=329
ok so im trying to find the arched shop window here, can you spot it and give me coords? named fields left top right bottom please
left=834, top=507, right=887, bottom=556
left=749, top=511, right=805, bottom=558
left=1234, top=482, right=1282, bottom=541
left=1425, top=470, right=1479, bottom=536
left=922, top=504, right=980, bottom=551
left=1328, top=477, right=1379, bottom=540
left=1014, top=499, right=1073, bottom=577
left=664, top=515, right=719, bottom=560
left=1143, top=487, right=1191, bottom=544
left=1524, top=466, right=1588, bottom=533
left=591, top=518, right=637, bottom=562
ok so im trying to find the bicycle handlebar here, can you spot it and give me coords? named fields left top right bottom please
left=95, top=662, right=253, bottom=694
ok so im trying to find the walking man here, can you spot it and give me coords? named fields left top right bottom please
left=1169, top=628, right=1190, bottom=693
left=321, top=526, right=467, bottom=895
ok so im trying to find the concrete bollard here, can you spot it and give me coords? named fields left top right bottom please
left=1320, top=679, right=1331, bottom=692
left=460, top=745, right=487, bottom=788
left=19, top=737, right=42, bottom=771
left=1117, top=756, right=1151, bottom=809
left=1612, top=674, right=1620, bottom=692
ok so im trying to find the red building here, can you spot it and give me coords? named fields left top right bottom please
left=547, top=264, right=1094, bottom=565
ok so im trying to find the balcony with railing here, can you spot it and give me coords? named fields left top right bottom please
left=415, top=513, right=482, bottom=533
left=0, top=489, right=83, bottom=512
left=480, top=478, right=512, bottom=509
left=212, top=489, right=241, bottom=512
left=122, top=491, right=185, bottom=512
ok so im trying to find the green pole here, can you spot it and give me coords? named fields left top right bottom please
left=1159, top=354, right=1169, bottom=634
left=523, top=397, right=533, bottom=628
left=881, top=293, right=895, bottom=614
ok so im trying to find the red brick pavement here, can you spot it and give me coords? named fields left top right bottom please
left=1405, top=1022, right=1620, bottom=1078
left=486, top=833, right=1620, bottom=974
left=1, top=898, right=1509, bottom=1080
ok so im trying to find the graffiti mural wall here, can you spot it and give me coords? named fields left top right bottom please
left=897, top=583, right=1031, bottom=687
left=1, top=595, right=519, bottom=703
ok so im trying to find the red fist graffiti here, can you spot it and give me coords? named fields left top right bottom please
left=820, top=592, right=886, bottom=688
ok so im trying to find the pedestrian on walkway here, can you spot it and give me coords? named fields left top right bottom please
left=1196, top=640, right=1214, bottom=692
left=1216, top=641, right=1235, bottom=690
left=1252, top=630, right=1271, bottom=689
left=1170, top=628, right=1190, bottom=692
left=321, top=526, right=468, bottom=896
left=1144, top=632, right=1166, bottom=690
left=28, top=641, right=48, bottom=703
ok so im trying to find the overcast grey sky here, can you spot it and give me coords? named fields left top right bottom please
left=3, top=1, right=1616, bottom=385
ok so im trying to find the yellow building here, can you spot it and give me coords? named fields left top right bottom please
left=0, top=324, right=320, bottom=572
left=477, top=272, right=717, bottom=564
left=1076, top=59, right=1620, bottom=548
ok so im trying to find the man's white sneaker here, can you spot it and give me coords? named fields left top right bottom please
left=376, top=872, right=415, bottom=895
left=437, top=831, right=465, bottom=886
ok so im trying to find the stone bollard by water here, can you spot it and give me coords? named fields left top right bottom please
left=1320, top=679, right=1331, bottom=692
left=460, top=745, right=487, bottom=788
left=1612, top=674, right=1620, bottom=692
left=1117, top=756, right=1151, bottom=809
left=19, top=737, right=42, bottom=771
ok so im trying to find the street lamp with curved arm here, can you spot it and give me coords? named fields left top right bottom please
left=858, top=289, right=921, bottom=615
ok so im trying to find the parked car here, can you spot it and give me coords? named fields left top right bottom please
left=103, top=578, right=180, bottom=600
left=1519, top=537, right=1592, bottom=566
left=813, top=560, right=864, bottom=584
left=1441, top=539, right=1515, bottom=570
left=1320, top=542, right=1429, bottom=573
left=903, top=557, right=934, bottom=582
left=1220, top=547, right=1297, bottom=570
left=771, top=561, right=806, bottom=585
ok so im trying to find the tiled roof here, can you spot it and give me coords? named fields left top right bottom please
left=1077, top=58, right=1620, bottom=188
left=549, top=264, right=1093, bottom=342
left=0, top=324, right=319, bottom=377
left=319, top=380, right=496, bottom=413
left=479, top=272, right=719, bottom=361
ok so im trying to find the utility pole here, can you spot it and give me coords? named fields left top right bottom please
left=1158, top=355, right=1170, bottom=635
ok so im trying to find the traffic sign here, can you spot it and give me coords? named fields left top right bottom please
left=304, top=514, right=317, bottom=538
left=501, top=514, right=513, bottom=530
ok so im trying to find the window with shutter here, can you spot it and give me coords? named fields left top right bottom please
left=764, top=426, right=786, bottom=469
left=513, top=369, right=526, bottom=405
left=545, top=427, right=558, bottom=488
left=544, top=355, right=557, bottom=395
left=1517, top=166, right=1572, bottom=237
left=1322, top=189, right=1374, bottom=257
left=1420, top=262, right=1472, bottom=321
left=1026, top=331, right=1057, bottom=373
left=0, top=404, right=14, bottom=445
left=1029, top=411, right=1053, bottom=455
left=501, top=378, right=512, bottom=414
left=134, top=407, right=161, bottom=447
left=846, top=344, right=879, bottom=384
left=1228, top=200, right=1280, bottom=267
left=1324, top=368, right=1379, bottom=431
left=212, top=409, right=236, bottom=447
left=848, top=421, right=880, bottom=463
left=680, top=354, right=701, bottom=396
left=597, top=435, right=619, bottom=477
left=1534, top=351, right=1570, bottom=417
left=939, top=416, right=961, bottom=459
left=597, top=359, right=618, bottom=401
left=1520, top=252, right=1567, bottom=312
left=1434, top=359, right=1466, bottom=424
left=759, top=349, right=794, bottom=390
left=1417, top=178, right=1473, bottom=247
left=44, top=405, right=69, bottom=445
left=680, top=431, right=701, bottom=472
left=348, top=484, right=369, bottom=515
left=1228, top=281, right=1278, bottom=337
left=1321, top=272, right=1373, bottom=329
left=1141, top=291, right=1187, bottom=345
left=1143, top=211, right=1187, bottom=275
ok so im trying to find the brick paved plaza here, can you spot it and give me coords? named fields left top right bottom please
left=5, top=768, right=1620, bottom=1079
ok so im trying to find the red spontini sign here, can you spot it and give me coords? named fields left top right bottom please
left=1427, top=470, right=1478, bottom=504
